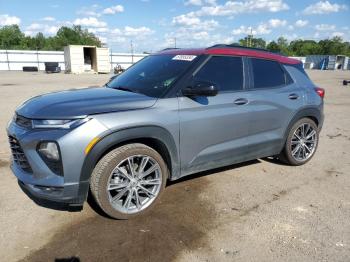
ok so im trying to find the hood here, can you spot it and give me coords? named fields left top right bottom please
left=16, top=87, right=157, bottom=119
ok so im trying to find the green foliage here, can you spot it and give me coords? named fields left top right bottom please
left=266, top=41, right=280, bottom=53
left=235, top=36, right=350, bottom=57
left=0, top=25, right=102, bottom=50
left=238, top=37, right=266, bottom=49
left=0, top=25, right=24, bottom=49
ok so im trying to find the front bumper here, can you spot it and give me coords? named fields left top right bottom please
left=7, top=117, right=108, bottom=206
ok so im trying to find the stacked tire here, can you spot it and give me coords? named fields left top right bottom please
left=45, top=62, right=61, bottom=73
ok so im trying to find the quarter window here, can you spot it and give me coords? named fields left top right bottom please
left=251, top=58, right=286, bottom=89
left=194, top=56, right=243, bottom=92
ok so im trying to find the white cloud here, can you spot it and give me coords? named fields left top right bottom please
left=231, top=19, right=286, bottom=36
left=315, top=24, right=336, bottom=31
left=77, top=5, right=102, bottom=17
left=192, top=31, right=209, bottom=40
left=185, top=0, right=217, bottom=6
left=87, top=27, right=109, bottom=34
left=185, top=0, right=203, bottom=6
left=24, top=23, right=59, bottom=36
left=268, top=19, right=287, bottom=28
left=73, top=17, right=107, bottom=27
left=103, top=5, right=124, bottom=15
left=194, top=0, right=289, bottom=17
left=172, top=13, right=219, bottom=31
left=295, top=19, right=308, bottom=27
left=172, top=14, right=201, bottom=26
left=42, top=16, right=55, bottom=21
left=110, top=26, right=154, bottom=39
left=26, top=23, right=42, bottom=30
left=123, top=26, right=153, bottom=36
left=46, top=26, right=59, bottom=34
left=303, top=1, right=347, bottom=15
left=331, top=31, right=344, bottom=37
left=0, top=14, right=21, bottom=26
left=232, top=25, right=271, bottom=35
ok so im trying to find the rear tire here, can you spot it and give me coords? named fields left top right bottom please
left=279, top=118, right=319, bottom=166
left=90, top=143, right=168, bottom=219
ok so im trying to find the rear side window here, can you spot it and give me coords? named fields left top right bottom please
left=194, top=56, right=243, bottom=92
left=251, top=58, right=286, bottom=89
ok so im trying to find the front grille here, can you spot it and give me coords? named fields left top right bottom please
left=8, top=136, right=33, bottom=173
left=15, top=114, right=32, bottom=129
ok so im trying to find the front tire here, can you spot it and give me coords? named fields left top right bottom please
left=90, top=143, right=168, bottom=219
left=280, top=118, right=319, bottom=166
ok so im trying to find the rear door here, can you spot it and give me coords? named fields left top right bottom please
left=179, top=55, right=253, bottom=175
left=244, top=58, right=305, bottom=157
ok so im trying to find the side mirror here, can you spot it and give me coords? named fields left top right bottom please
left=182, top=81, right=218, bottom=97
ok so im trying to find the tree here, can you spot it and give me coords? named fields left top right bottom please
left=0, top=25, right=24, bottom=49
left=277, top=37, right=291, bottom=55
left=266, top=41, right=280, bottom=52
left=0, top=25, right=102, bottom=51
left=54, top=25, right=101, bottom=50
left=237, top=37, right=266, bottom=49
left=289, top=40, right=320, bottom=56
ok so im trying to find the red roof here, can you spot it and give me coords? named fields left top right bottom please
left=158, top=47, right=300, bottom=65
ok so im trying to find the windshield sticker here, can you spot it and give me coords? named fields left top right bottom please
left=172, top=55, right=197, bottom=61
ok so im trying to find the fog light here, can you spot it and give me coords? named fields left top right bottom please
left=38, top=142, right=60, bottom=161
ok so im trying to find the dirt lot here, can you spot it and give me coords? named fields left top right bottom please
left=0, top=70, right=349, bottom=262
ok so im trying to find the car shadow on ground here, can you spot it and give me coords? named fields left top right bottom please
left=20, top=160, right=261, bottom=262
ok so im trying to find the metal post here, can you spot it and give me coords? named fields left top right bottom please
left=36, top=49, right=40, bottom=70
left=5, top=49, right=10, bottom=70
left=110, top=49, right=113, bottom=72
left=130, top=40, right=134, bottom=64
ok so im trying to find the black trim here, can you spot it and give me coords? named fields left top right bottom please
left=37, top=141, right=64, bottom=176
left=283, top=107, right=323, bottom=143
left=246, top=57, right=293, bottom=91
left=165, top=54, right=208, bottom=98
left=80, top=126, right=180, bottom=182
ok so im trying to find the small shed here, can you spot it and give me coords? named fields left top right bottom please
left=64, top=45, right=110, bottom=74
left=305, top=55, right=350, bottom=70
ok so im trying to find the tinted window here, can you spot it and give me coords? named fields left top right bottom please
left=251, top=58, right=286, bottom=89
left=108, top=54, right=196, bottom=98
left=194, top=56, right=243, bottom=92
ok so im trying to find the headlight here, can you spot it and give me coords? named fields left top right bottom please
left=32, top=118, right=89, bottom=129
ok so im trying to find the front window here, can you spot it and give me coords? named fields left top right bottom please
left=108, top=54, right=198, bottom=98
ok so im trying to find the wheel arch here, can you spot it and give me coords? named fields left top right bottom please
left=80, top=126, right=180, bottom=184
left=283, top=106, right=323, bottom=142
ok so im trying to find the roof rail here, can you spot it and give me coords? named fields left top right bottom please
left=207, top=44, right=272, bottom=53
left=161, top=47, right=180, bottom=51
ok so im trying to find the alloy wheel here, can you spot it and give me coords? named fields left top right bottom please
left=290, top=123, right=317, bottom=162
left=106, top=155, right=162, bottom=214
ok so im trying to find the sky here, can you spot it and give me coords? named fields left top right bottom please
left=0, top=0, right=349, bottom=52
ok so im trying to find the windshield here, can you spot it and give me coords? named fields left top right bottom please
left=107, top=54, right=197, bottom=98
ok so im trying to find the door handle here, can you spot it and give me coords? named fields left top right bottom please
left=234, top=98, right=248, bottom=105
left=288, top=93, right=299, bottom=100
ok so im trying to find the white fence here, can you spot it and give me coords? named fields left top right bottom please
left=0, top=49, right=148, bottom=71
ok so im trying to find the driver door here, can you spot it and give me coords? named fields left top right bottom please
left=178, top=56, right=252, bottom=176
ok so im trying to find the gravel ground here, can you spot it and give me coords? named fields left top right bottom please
left=0, top=70, right=349, bottom=262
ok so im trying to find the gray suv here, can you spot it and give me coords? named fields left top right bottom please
left=7, top=45, right=324, bottom=219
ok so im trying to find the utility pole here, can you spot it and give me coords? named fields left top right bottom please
left=248, top=27, right=253, bottom=47
left=174, top=37, right=177, bottom=48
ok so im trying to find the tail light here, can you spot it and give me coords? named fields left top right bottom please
left=314, top=87, right=325, bottom=98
